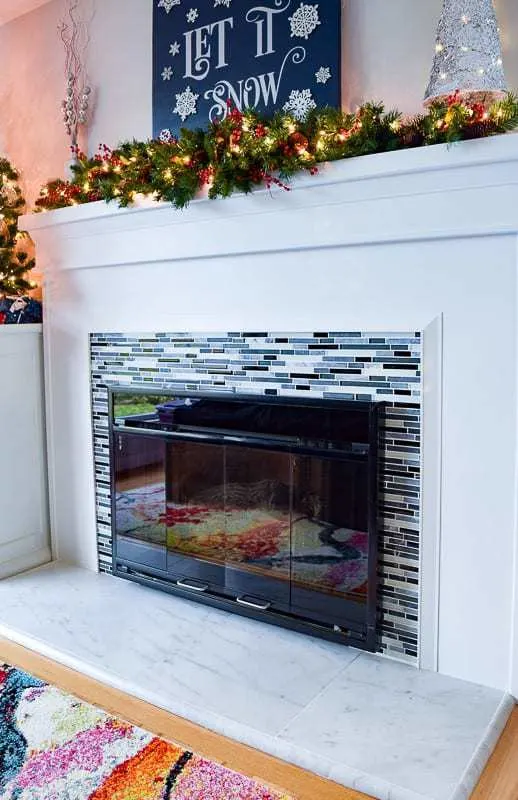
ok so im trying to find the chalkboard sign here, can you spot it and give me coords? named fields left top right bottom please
left=153, top=0, right=341, bottom=137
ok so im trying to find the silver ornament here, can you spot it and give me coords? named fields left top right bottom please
left=424, top=0, right=507, bottom=106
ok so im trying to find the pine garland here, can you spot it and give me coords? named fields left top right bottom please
left=36, top=92, right=518, bottom=213
left=0, top=158, right=36, bottom=295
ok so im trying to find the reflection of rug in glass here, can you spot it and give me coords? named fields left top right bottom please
left=115, top=484, right=166, bottom=546
left=116, top=484, right=369, bottom=596
left=290, top=520, right=369, bottom=596
left=0, top=663, right=292, bottom=800
left=167, top=507, right=368, bottom=596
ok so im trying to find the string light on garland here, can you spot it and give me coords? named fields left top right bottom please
left=425, top=0, right=507, bottom=106
left=0, top=158, right=36, bottom=296
left=35, top=93, right=518, bottom=214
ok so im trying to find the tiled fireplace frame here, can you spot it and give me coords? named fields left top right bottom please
left=91, top=330, right=422, bottom=664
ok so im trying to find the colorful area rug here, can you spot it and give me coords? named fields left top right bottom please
left=0, top=663, right=292, bottom=799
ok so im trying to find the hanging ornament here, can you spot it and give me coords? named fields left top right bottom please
left=59, top=1, right=93, bottom=165
left=424, top=0, right=507, bottom=106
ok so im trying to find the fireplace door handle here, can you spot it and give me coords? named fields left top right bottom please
left=236, top=596, right=271, bottom=611
left=176, top=578, right=209, bottom=593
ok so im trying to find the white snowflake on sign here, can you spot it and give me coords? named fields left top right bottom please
left=169, top=41, right=181, bottom=56
left=173, top=85, right=199, bottom=122
left=162, top=66, right=174, bottom=81
left=315, top=66, right=331, bottom=84
left=283, top=88, right=317, bottom=121
left=214, top=0, right=231, bottom=6
left=158, top=0, right=180, bottom=13
left=289, top=3, right=321, bottom=40
left=186, top=7, right=199, bottom=23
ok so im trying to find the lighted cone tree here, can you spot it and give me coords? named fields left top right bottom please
left=0, top=158, right=36, bottom=296
left=425, top=0, right=507, bottom=105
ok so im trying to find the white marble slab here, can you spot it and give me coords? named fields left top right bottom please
left=0, top=563, right=512, bottom=800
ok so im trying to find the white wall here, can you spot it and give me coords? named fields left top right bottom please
left=1, top=0, right=518, bottom=203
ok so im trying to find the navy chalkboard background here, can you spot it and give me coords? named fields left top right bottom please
left=153, top=0, right=341, bottom=137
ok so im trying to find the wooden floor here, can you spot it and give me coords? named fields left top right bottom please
left=0, top=636, right=516, bottom=799
left=471, top=706, right=518, bottom=799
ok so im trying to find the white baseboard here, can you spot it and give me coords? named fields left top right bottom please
left=0, top=546, right=52, bottom=580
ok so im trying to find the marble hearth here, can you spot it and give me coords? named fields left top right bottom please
left=0, top=563, right=512, bottom=800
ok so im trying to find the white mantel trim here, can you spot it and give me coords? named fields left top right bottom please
left=22, top=135, right=518, bottom=271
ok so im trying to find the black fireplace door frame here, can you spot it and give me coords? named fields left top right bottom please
left=108, top=387, right=380, bottom=652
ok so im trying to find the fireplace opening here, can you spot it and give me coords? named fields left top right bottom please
left=109, top=389, right=381, bottom=650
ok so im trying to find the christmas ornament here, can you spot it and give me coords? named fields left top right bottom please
left=425, top=0, right=507, bottom=106
left=159, top=129, right=175, bottom=144
left=59, top=1, right=93, bottom=156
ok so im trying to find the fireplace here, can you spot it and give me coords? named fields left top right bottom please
left=110, top=389, right=381, bottom=650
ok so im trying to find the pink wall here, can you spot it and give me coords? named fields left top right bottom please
left=0, top=0, right=68, bottom=205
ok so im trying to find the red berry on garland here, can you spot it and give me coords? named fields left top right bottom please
left=470, top=102, right=486, bottom=121
left=447, top=90, right=461, bottom=107
left=288, top=132, right=309, bottom=153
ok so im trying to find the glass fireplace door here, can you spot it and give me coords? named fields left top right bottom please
left=290, top=453, right=371, bottom=627
left=165, top=440, right=292, bottom=609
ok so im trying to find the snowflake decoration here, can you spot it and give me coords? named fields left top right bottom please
left=169, top=41, right=181, bottom=56
left=289, top=3, right=321, bottom=40
left=283, top=88, right=316, bottom=121
left=159, top=129, right=175, bottom=144
left=173, top=86, right=199, bottom=122
left=161, top=66, right=174, bottom=81
left=315, top=66, right=331, bottom=84
left=186, top=7, right=199, bottom=23
left=214, top=0, right=231, bottom=6
left=158, top=0, right=180, bottom=13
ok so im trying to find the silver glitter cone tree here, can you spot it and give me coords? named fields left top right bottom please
left=425, top=0, right=507, bottom=106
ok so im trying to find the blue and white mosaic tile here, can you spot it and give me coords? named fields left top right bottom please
left=90, top=331, right=422, bottom=663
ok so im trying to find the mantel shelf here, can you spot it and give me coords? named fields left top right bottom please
left=19, top=134, right=518, bottom=271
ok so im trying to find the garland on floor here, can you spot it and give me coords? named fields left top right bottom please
left=0, top=158, right=36, bottom=295
left=36, top=92, right=518, bottom=212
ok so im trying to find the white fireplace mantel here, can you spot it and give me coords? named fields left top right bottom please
left=22, top=133, right=518, bottom=696
left=25, top=134, right=518, bottom=267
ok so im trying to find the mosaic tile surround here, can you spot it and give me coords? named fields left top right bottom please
left=90, top=332, right=422, bottom=663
